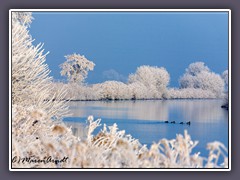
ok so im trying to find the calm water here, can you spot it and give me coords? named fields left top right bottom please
left=63, top=99, right=229, bottom=158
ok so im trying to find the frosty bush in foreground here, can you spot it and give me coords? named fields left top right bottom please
left=12, top=12, right=68, bottom=119
left=12, top=106, right=228, bottom=168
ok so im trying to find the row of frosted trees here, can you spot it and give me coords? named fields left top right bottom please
left=56, top=53, right=228, bottom=101
left=11, top=12, right=228, bottom=168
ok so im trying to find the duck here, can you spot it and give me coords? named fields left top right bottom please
left=170, top=121, right=176, bottom=124
left=180, top=122, right=184, bottom=124
left=186, top=121, right=191, bottom=125
left=32, top=120, right=38, bottom=126
left=164, top=121, right=169, bottom=123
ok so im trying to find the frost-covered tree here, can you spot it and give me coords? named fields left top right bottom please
left=12, top=12, right=33, bottom=27
left=128, top=65, right=170, bottom=98
left=222, top=70, right=228, bottom=88
left=221, top=70, right=229, bottom=109
left=185, top=61, right=210, bottom=76
left=60, top=53, right=95, bottom=84
left=11, top=12, right=67, bottom=119
left=128, top=82, right=149, bottom=100
left=179, top=62, right=224, bottom=98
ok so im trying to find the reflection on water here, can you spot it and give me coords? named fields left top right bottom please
left=67, top=100, right=169, bottom=120
left=168, top=100, right=228, bottom=123
left=67, top=99, right=227, bottom=122
left=64, top=99, right=229, bottom=158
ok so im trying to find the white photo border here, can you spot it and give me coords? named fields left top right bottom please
left=9, top=9, right=231, bottom=171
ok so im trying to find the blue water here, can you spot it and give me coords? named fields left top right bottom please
left=64, top=99, right=229, bottom=159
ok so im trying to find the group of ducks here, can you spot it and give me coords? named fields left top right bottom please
left=164, top=120, right=191, bottom=125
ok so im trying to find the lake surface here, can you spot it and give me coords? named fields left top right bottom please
left=63, top=99, right=229, bottom=159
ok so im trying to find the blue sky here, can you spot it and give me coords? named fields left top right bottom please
left=30, top=11, right=228, bottom=87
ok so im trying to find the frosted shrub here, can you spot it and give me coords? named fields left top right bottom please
left=12, top=13, right=50, bottom=105
left=194, top=72, right=224, bottom=97
left=128, top=82, right=149, bottom=99
left=205, top=141, right=228, bottom=168
left=51, top=82, right=92, bottom=100
left=94, top=81, right=129, bottom=100
left=53, top=81, right=149, bottom=101
left=141, top=131, right=203, bottom=168
left=221, top=70, right=229, bottom=109
left=179, top=62, right=224, bottom=98
left=12, top=105, right=77, bottom=168
left=51, top=82, right=75, bottom=100
left=128, top=65, right=170, bottom=99
left=168, top=88, right=216, bottom=99
left=222, top=70, right=228, bottom=88
left=185, top=62, right=210, bottom=76
left=12, top=12, right=33, bottom=27
left=11, top=12, right=68, bottom=119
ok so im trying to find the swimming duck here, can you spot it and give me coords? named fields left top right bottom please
left=180, top=122, right=184, bottom=124
left=164, top=121, right=169, bottom=123
left=170, top=121, right=176, bottom=124
left=186, top=121, right=191, bottom=125
left=32, top=120, right=38, bottom=126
